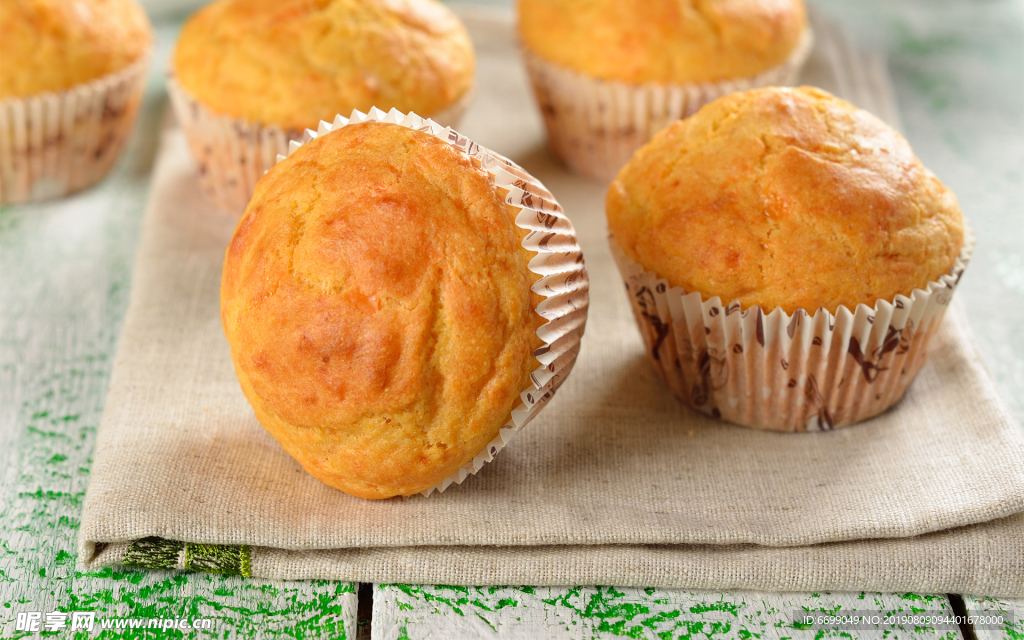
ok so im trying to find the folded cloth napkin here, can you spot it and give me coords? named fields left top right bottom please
left=78, top=125, right=1024, bottom=595
left=79, top=14, right=1024, bottom=597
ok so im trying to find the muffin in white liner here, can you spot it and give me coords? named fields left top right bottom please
left=168, top=0, right=476, bottom=216
left=521, top=30, right=812, bottom=182
left=0, top=54, right=150, bottom=204
left=167, top=76, right=473, bottom=216
left=243, top=107, right=588, bottom=497
left=610, top=227, right=974, bottom=431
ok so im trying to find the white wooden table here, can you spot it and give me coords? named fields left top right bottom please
left=371, top=586, right=1022, bottom=640
left=2, top=0, right=1021, bottom=638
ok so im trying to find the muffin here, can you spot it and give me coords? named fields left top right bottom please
left=0, top=0, right=152, bottom=203
left=518, top=0, right=811, bottom=181
left=221, top=109, right=588, bottom=499
left=170, top=0, right=476, bottom=215
left=607, top=86, right=971, bottom=431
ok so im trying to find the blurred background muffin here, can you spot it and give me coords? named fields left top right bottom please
left=169, top=0, right=476, bottom=215
left=518, top=0, right=810, bottom=181
left=0, top=0, right=152, bottom=203
left=608, top=86, right=970, bottom=431
left=221, top=111, right=587, bottom=499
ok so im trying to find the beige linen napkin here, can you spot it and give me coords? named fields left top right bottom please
left=79, top=12, right=1024, bottom=596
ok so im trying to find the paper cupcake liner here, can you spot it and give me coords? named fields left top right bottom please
left=522, top=30, right=813, bottom=181
left=610, top=226, right=974, bottom=432
left=276, top=106, right=589, bottom=495
left=0, top=55, right=150, bottom=204
left=167, top=73, right=474, bottom=216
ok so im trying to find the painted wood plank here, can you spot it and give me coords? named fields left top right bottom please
left=372, top=585, right=963, bottom=640
left=6, top=569, right=357, bottom=638
left=0, top=24, right=358, bottom=639
left=961, top=596, right=1023, bottom=640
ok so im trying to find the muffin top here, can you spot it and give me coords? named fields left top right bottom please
left=174, top=0, right=475, bottom=132
left=0, top=0, right=152, bottom=98
left=607, top=87, right=964, bottom=315
left=517, top=0, right=807, bottom=85
left=221, top=121, right=542, bottom=499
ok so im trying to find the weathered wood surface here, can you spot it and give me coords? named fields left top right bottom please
left=961, top=596, right=1024, bottom=640
left=372, top=585, right=965, bottom=640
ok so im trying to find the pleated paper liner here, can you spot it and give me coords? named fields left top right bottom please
left=522, top=30, right=813, bottom=182
left=0, top=54, right=150, bottom=204
left=610, top=226, right=974, bottom=431
left=167, top=73, right=474, bottom=216
left=276, top=107, right=589, bottom=496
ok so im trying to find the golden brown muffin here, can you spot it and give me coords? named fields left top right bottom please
left=174, top=0, right=475, bottom=132
left=607, top=86, right=964, bottom=315
left=518, top=0, right=807, bottom=85
left=0, top=0, right=152, bottom=98
left=221, top=121, right=543, bottom=499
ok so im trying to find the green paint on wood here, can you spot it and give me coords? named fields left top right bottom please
left=392, top=584, right=470, bottom=617
left=689, top=601, right=741, bottom=617
left=892, top=21, right=963, bottom=56
left=381, top=584, right=970, bottom=640
left=474, top=611, right=497, bottom=632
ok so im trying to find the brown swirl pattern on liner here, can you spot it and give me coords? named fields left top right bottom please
left=280, top=107, right=588, bottom=495
left=610, top=226, right=974, bottom=432
left=168, top=75, right=293, bottom=217
left=0, top=54, right=150, bottom=204
left=167, top=74, right=474, bottom=216
left=521, top=30, right=812, bottom=182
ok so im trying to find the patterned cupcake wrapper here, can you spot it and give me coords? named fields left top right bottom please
left=276, top=107, right=589, bottom=496
left=0, top=54, right=150, bottom=204
left=167, top=73, right=474, bottom=216
left=522, top=30, right=813, bottom=181
left=610, top=226, right=974, bottom=432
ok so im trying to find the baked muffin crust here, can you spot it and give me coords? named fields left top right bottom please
left=221, top=121, right=542, bottom=499
left=607, top=86, right=964, bottom=314
left=0, top=0, right=152, bottom=98
left=174, top=0, right=475, bottom=132
left=517, top=0, right=806, bottom=85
